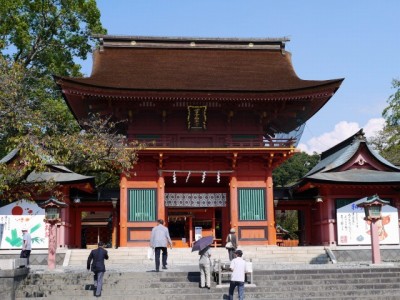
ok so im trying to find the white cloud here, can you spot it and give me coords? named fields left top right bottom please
left=363, top=118, right=385, bottom=138
left=298, top=118, right=385, bottom=154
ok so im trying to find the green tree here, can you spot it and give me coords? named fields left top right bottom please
left=0, top=0, right=107, bottom=150
left=0, top=0, right=104, bottom=76
left=273, top=152, right=320, bottom=187
left=383, top=79, right=400, bottom=127
left=370, top=79, right=400, bottom=165
left=0, top=2, right=144, bottom=201
left=276, top=210, right=298, bottom=239
left=0, top=56, right=144, bottom=201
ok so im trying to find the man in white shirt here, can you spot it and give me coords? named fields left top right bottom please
left=21, top=228, right=32, bottom=266
left=229, top=249, right=246, bottom=300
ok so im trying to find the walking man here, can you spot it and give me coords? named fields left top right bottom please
left=229, top=249, right=246, bottom=300
left=87, top=241, right=109, bottom=297
left=21, top=228, right=32, bottom=266
left=150, top=219, right=172, bottom=272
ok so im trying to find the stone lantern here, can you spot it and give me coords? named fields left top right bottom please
left=357, top=194, right=389, bottom=264
left=39, top=197, right=68, bottom=270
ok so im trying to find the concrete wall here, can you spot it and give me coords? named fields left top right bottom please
left=0, top=268, right=29, bottom=300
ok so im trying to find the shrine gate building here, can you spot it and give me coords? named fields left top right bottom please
left=56, top=35, right=343, bottom=248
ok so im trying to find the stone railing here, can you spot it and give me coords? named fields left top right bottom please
left=0, top=259, right=29, bottom=300
left=0, top=258, right=27, bottom=270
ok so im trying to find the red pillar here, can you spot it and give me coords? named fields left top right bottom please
left=157, top=175, right=165, bottom=220
left=189, top=216, right=193, bottom=246
left=74, top=208, right=81, bottom=248
left=119, top=175, right=127, bottom=247
left=47, top=221, right=58, bottom=270
left=266, top=169, right=276, bottom=245
left=370, top=220, right=381, bottom=264
left=112, top=205, right=118, bottom=248
left=229, top=174, right=238, bottom=231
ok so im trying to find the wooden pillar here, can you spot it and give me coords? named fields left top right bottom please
left=157, top=175, right=165, bottom=220
left=58, top=186, right=68, bottom=248
left=229, top=174, right=238, bottom=231
left=212, top=208, right=216, bottom=246
left=112, top=204, right=118, bottom=248
left=326, top=195, right=336, bottom=246
left=119, top=175, right=127, bottom=247
left=266, top=168, right=276, bottom=245
left=75, top=208, right=81, bottom=248
left=221, top=202, right=229, bottom=245
left=189, top=216, right=193, bottom=246
left=304, top=207, right=312, bottom=246
left=212, top=208, right=216, bottom=238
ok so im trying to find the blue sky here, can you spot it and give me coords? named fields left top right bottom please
left=80, top=0, right=400, bottom=153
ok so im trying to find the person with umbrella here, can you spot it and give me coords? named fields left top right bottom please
left=192, top=236, right=213, bottom=289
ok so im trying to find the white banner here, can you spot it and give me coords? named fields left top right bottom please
left=337, top=197, right=399, bottom=245
left=0, top=199, right=48, bottom=249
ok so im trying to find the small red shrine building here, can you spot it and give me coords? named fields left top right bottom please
left=0, top=149, right=95, bottom=250
left=289, top=129, right=400, bottom=246
left=55, top=35, right=343, bottom=248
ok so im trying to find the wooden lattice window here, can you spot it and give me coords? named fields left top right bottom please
left=128, top=189, right=157, bottom=222
left=238, top=188, right=266, bottom=221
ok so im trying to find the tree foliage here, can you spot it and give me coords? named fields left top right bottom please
left=370, top=79, right=400, bottom=165
left=0, top=2, right=145, bottom=201
left=276, top=210, right=298, bottom=239
left=383, top=79, right=400, bottom=127
left=0, top=0, right=105, bottom=76
left=0, top=56, right=145, bottom=201
left=273, top=152, right=320, bottom=187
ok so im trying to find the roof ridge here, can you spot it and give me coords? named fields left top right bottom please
left=320, top=129, right=364, bottom=160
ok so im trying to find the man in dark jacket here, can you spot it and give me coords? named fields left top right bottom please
left=87, top=241, right=109, bottom=297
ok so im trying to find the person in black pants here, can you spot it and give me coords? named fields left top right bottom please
left=20, top=228, right=32, bottom=266
left=87, top=241, right=109, bottom=297
left=150, top=219, right=173, bottom=272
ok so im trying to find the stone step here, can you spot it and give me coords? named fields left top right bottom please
left=15, top=268, right=400, bottom=298
left=15, top=287, right=400, bottom=298
left=67, top=246, right=329, bottom=266
left=15, top=291, right=399, bottom=300
left=20, top=270, right=400, bottom=284
left=17, top=279, right=400, bottom=292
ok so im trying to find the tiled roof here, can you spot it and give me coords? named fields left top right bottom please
left=302, top=129, right=400, bottom=184
left=56, top=35, right=343, bottom=92
left=307, top=169, right=400, bottom=183
left=26, top=171, right=94, bottom=184
left=0, top=150, right=95, bottom=185
left=0, top=148, right=19, bottom=164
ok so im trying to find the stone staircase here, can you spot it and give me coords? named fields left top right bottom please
left=66, top=246, right=331, bottom=268
left=14, top=266, right=400, bottom=299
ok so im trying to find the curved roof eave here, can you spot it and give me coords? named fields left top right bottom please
left=26, top=171, right=95, bottom=184
left=306, top=169, right=400, bottom=184
left=304, top=140, right=360, bottom=177
left=0, top=148, right=19, bottom=164
left=55, top=75, right=344, bottom=95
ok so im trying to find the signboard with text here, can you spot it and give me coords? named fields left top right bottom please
left=0, top=200, right=48, bottom=249
left=337, top=198, right=399, bottom=245
left=195, top=226, right=202, bottom=241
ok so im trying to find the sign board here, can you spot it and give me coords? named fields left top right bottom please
left=195, top=226, right=202, bottom=241
left=0, top=200, right=48, bottom=249
left=187, top=106, right=207, bottom=130
left=337, top=198, right=399, bottom=245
